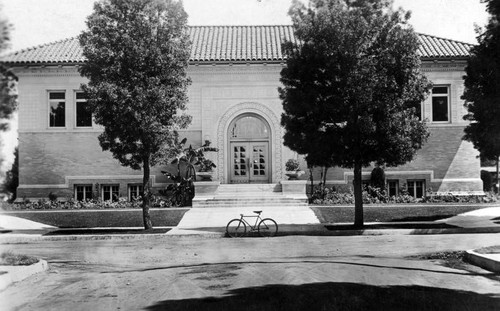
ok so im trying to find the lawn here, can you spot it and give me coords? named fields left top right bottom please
left=0, top=208, right=188, bottom=228
left=311, top=204, right=487, bottom=223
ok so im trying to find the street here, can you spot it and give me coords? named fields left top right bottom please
left=1, top=233, right=500, bottom=310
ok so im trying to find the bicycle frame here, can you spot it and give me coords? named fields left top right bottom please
left=238, top=214, right=262, bottom=231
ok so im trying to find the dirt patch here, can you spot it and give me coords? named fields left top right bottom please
left=408, top=251, right=468, bottom=270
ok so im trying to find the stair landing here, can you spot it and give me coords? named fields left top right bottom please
left=193, top=183, right=308, bottom=208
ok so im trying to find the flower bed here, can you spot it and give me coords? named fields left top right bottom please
left=310, top=185, right=499, bottom=205
left=0, top=196, right=174, bottom=211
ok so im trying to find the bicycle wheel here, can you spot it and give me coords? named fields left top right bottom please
left=226, top=219, right=246, bottom=238
left=258, top=218, right=278, bottom=237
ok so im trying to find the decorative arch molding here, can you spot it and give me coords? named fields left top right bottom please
left=216, top=102, right=283, bottom=183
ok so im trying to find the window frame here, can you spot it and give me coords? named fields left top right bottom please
left=431, top=85, right=451, bottom=123
left=75, top=91, right=93, bottom=128
left=102, top=185, right=120, bottom=202
left=407, top=180, right=425, bottom=199
left=75, top=184, right=93, bottom=201
left=128, top=184, right=144, bottom=201
left=387, top=180, right=399, bottom=197
left=48, top=91, right=66, bottom=128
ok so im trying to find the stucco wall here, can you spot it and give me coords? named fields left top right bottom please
left=14, top=61, right=482, bottom=199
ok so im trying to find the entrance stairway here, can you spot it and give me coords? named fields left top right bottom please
left=192, top=183, right=308, bottom=208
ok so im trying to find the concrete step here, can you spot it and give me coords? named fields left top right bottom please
left=217, top=184, right=282, bottom=193
left=193, top=203, right=309, bottom=208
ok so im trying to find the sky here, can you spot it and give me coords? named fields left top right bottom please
left=0, top=0, right=491, bottom=175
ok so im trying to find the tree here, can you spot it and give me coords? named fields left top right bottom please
left=3, top=147, right=18, bottom=202
left=79, top=0, right=192, bottom=229
left=462, top=0, right=500, bottom=193
left=280, top=0, right=430, bottom=227
left=0, top=5, right=18, bottom=132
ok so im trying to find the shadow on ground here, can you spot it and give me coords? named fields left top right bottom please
left=389, top=215, right=455, bottom=222
left=43, top=228, right=170, bottom=235
left=145, top=282, right=500, bottom=311
left=325, top=223, right=457, bottom=230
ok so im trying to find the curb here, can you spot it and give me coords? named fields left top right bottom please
left=465, top=250, right=500, bottom=273
left=1, top=225, right=500, bottom=242
left=0, top=259, right=49, bottom=291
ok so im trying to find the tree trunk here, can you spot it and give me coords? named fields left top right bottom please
left=496, top=156, right=499, bottom=194
left=142, top=156, right=153, bottom=230
left=353, top=162, right=364, bottom=228
left=309, top=166, right=314, bottom=203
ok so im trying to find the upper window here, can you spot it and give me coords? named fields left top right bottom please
left=76, top=92, right=92, bottom=127
left=431, top=86, right=450, bottom=122
left=230, top=115, right=269, bottom=139
left=49, top=91, right=66, bottom=127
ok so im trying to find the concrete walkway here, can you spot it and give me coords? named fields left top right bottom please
left=440, top=206, right=500, bottom=228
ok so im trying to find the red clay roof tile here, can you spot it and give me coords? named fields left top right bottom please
left=0, top=25, right=472, bottom=65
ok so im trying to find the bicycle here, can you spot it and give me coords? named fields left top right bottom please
left=226, top=211, right=278, bottom=238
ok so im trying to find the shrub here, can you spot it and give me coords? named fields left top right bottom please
left=48, top=192, right=58, bottom=202
left=0, top=194, right=175, bottom=211
left=481, top=170, right=493, bottom=191
left=370, top=167, right=386, bottom=189
left=310, top=184, right=500, bottom=205
left=285, top=159, right=300, bottom=171
left=0, top=251, right=39, bottom=266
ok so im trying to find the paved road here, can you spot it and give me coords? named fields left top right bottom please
left=1, top=234, right=500, bottom=310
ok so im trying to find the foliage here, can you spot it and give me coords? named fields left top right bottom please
left=48, top=192, right=58, bottom=202
left=0, top=195, right=174, bottom=211
left=0, top=6, right=18, bottom=132
left=198, top=159, right=216, bottom=172
left=311, top=184, right=500, bottom=205
left=78, top=0, right=191, bottom=229
left=0, top=251, right=39, bottom=266
left=3, top=147, right=18, bottom=202
left=462, top=0, right=500, bottom=187
left=160, top=138, right=218, bottom=206
left=285, top=159, right=300, bottom=171
left=370, top=167, right=386, bottom=190
left=280, top=0, right=430, bottom=226
left=481, top=170, right=493, bottom=192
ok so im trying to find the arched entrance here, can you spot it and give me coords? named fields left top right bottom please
left=228, top=114, right=271, bottom=183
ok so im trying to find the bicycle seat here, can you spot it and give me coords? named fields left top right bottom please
left=253, top=211, right=262, bottom=215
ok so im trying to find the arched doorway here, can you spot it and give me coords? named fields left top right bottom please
left=228, top=114, right=271, bottom=183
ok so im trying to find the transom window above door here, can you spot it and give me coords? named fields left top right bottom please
left=230, top=115, right=269, bottom=139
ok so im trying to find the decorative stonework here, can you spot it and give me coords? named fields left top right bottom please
left=216, top=102, right=283, bottom=183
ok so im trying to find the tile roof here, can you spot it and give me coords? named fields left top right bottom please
left=0, top=25, right=472, bottom=65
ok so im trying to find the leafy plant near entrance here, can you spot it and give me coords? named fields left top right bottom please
left=161, top=138, right=218, bottom=206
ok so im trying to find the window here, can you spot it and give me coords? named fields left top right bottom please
left=75, top=185, right=93, bottom=201
left=431, top=86, right=450, bottom=122
left=49, top=91, right=66, bottom=127
left=102, top=185, right=119, bottom=202
left=387, top=180, right=399, bottom=197
left=407, top=180, right=425, bottom=198
left=76, top=92, right=92, bottom=127
left=129, top=185, right=143, bottom=201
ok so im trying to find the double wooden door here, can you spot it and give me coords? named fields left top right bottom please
left=230, top=142, right=269, bottom=183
